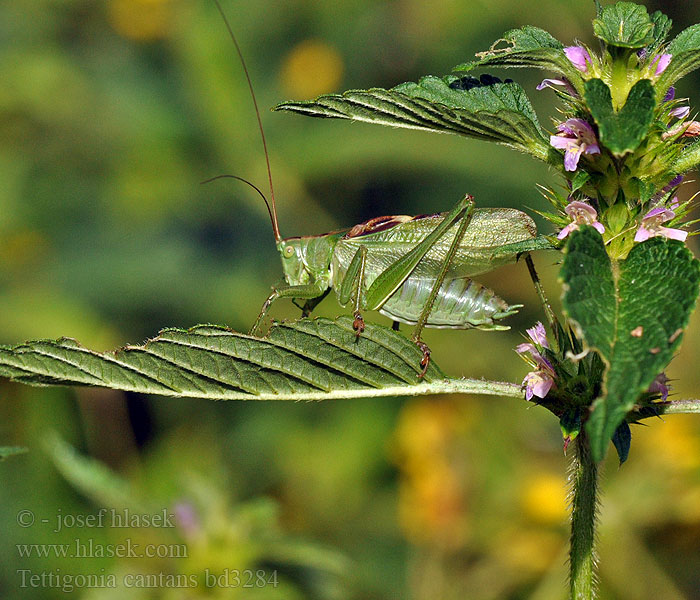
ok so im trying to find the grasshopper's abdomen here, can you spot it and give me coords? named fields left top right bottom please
left=378, top=276, right=519, bottom=330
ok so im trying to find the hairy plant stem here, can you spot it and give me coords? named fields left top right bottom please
left=569, top=433, right=598, bottom=600
left=525, top=254, right=560, bottom=352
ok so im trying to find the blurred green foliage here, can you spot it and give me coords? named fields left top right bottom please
left=2, top=0, right=700, bottom=598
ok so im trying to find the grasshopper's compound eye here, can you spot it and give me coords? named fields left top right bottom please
left=283, top=245, right=295, bottom=258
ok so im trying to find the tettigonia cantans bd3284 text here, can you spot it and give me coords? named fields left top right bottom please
left=215, top=4, right=551, bottom=376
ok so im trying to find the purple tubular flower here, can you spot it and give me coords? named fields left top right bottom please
left=550, top=118, right=600, bottom=171
left=647, top=373, right=670, bottom=401
left=651, top=53, right=672, bottom=76
left=557, top=201, right=605, bottom=240
left=665, top=175, right=684, bottom=191
left=536, top=78, right=566, bottom=90
left=634, top=206, right=688, bottom=242
left=664, top=86, right=676, bottom=102
left=670, top=106, right=690, bottom=119
left=564, top=46, right=592, bottom=73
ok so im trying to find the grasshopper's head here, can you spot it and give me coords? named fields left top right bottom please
left=277, top=237, right=310, bottom=286
left=277, top=234, right=338, bottom=286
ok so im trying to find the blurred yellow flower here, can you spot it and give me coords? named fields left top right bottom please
left=280, top=40, right=344, bottom=99
left=394, top=398, right=475, bottom=549
left=637, top=415, right=700, bottom=472
left=497, top=528, right=563, bottom=574
left=108, top=0, right=172, bottom=42
left=520, top=472, right=568, bottom=525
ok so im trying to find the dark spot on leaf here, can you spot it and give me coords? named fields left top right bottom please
left=479, top=74, right=502, bottom=86
left=449, top=74, right=508, bottom=90
left=449, top=76, right=480, bottom=90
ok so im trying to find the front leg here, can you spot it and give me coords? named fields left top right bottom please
left=338, top=246, right=368, bottom=336
left=249, top=279, right=330, bottom=335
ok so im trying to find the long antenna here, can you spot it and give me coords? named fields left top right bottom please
left=213, top=0, right=281, bottom=242
left=201, top=174, right=276, bottom=229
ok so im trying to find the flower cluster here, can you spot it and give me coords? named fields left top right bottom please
left=516, top=322, right=555, bottom=401
left=535, top=41, right=694, bottom=248
left=556, top=199, right=687, bottom=243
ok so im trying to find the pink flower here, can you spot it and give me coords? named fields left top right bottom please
left=650, top=53, right=672, bottom=76
left=523, top=370, right=555, bottom=400
left=550, top=118, right=600, bottom=171
left=557, top=201, right=605, bottom=240
left=634, top=206, right=688, bottom=242
left=517, top=322, right=555, bottom=401
left=536, top=78, right=577, bottom=96
left=564, top=46, right=592, bottom=73
left=526, top=322, right=549, bottom=348
left=516, top=322, right=551, bottom=365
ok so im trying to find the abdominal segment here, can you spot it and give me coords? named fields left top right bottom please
left=377, top=276, right=520, bottom=330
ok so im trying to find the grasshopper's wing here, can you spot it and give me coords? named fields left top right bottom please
left=334, top=207, right=548, bottom=285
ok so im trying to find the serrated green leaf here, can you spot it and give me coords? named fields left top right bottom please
left=0, top=446, right=28, bottom=460
left=274, top=75, right=550, bottom=160
left=452, top=26, right=581, bottom=88
left=648, top=10, right=672, bottom=53
left=656, top=24, right=700, bottom=94
left=561, top=226, right=700, bottom=462
left=0, top=317, right=523, bottom=401
left=592, top=2, right=654, bottom=49
left=584, top=78, right=655, bottom=156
